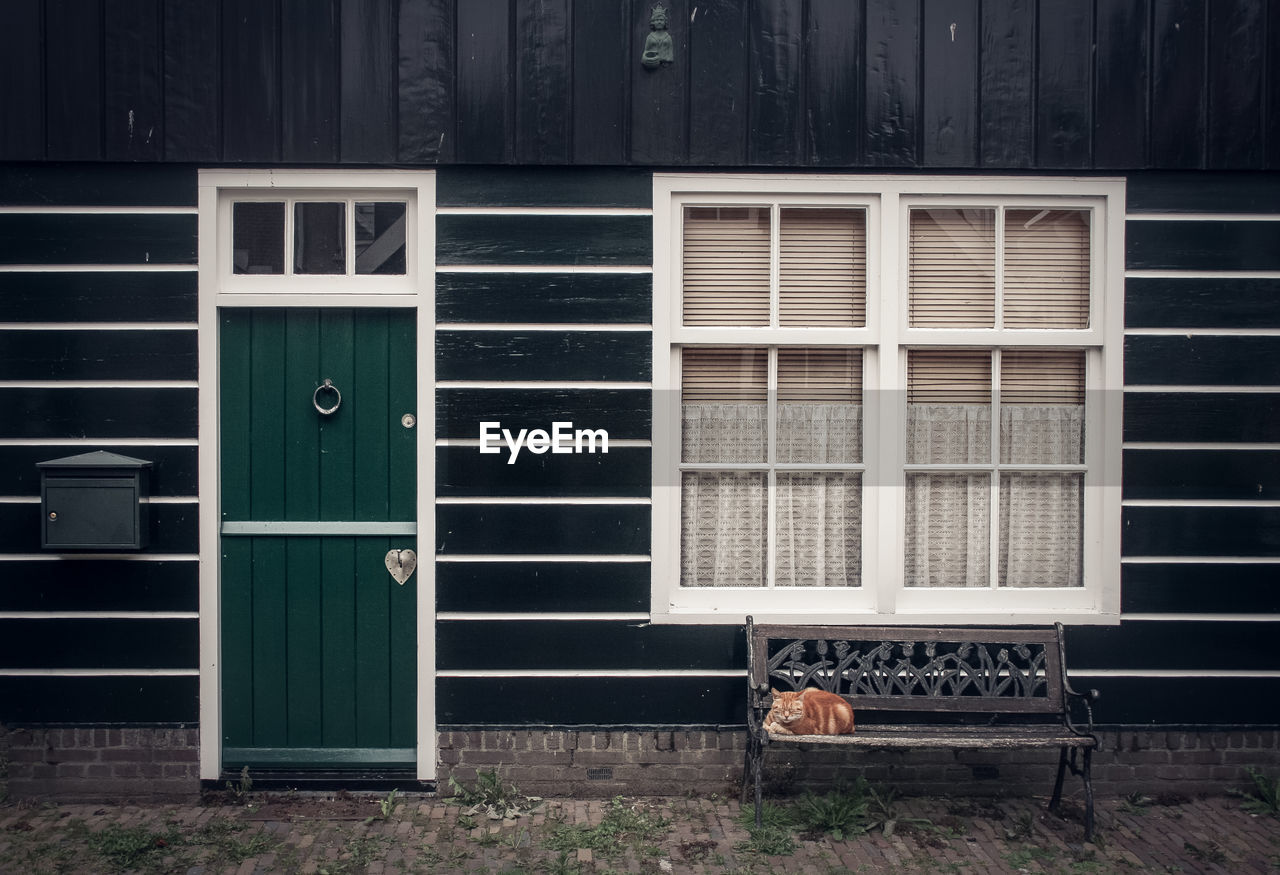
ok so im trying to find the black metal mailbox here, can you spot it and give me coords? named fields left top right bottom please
left=38, top=451, right=152, bottom=550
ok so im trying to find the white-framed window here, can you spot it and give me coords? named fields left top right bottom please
left=652, top=175, right=1124, bottom=625
left=204, top=170, right=427, bottom=299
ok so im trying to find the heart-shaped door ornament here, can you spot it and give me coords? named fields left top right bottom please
left=384, top=549, right=417, bottom=585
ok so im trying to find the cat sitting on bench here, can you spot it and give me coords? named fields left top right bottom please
left=763, top=688, right=855, bottom=736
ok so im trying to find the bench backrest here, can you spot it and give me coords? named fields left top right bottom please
left=747, top=620, right=1069, bottom=716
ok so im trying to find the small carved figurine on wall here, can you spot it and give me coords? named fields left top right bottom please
left=641, top=4, right=674, bottom=70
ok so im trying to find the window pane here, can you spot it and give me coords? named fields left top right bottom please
left=775, top=473, right=861, bottom=587
left=355, top=202, right=407, bottom=275
left=294, top=202, right=345, bottom=274
left=999, top=473, right=1083, bottom=587
left=233, top=202, right=284, bottom=274
left=777, top=348, right=862, bottom=463
left=681, top=348, right=767, bottom=464
left=905, top=473, right=990, bottom=587
left=1004, top=209, right=1090, bottom=328
left=779, top=208, right=866, bottom=327
left=1000, top=350, right=1085, bottom=464
left=907, top=350, right=991, bottom=464
left=681, top=472, right=766, bottom=587
left=909, top=208, right=995, bottom=327
left=682, top=207, right=771, bottom=326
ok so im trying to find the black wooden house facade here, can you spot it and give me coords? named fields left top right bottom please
left=2, top=0, right=1279, bottom=799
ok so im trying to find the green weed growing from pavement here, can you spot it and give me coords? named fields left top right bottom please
left=543, top=796, right=670, bottom=859
left=447, top=769, right=542, bottom=820
left=1235, top=767, right=1280, bottom=817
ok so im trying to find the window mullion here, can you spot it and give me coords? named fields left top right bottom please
left=990, top=348, right=1001, bottom=591
left=766, top=346, right=778, bottom=590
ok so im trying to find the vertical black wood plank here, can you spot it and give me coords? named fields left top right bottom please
left=399, top=0, right=455, bottom=163
left=340, top=0, right=397, bottom=163
left=1035, top=0, right=1091, bottom=168
left=164, top=0, right=220, bottom=162
left=865, top=0, right=920, bottom=167
left=105, top=0, right=163, bottom=161
left=222, top=0, right=281, bottom=162
left=805, top=0, right=861, bottom=166
left=0, top=0, right=44, bottom=159
left=921, top=0, right=977, bottom=167
left=1207, top=0, right=1263, bottom=169
left=572, top=0, right=627, bottom=163
left=688, top=0, right=748, bottom=165
left=281, top=0, right=338, bottom=162
left=1151, top=0, right=1206, bottom=168
left=457, top=0, right=513, bottom=163
left=630, top=0, right=688, bottom=164
left=749, top=0, right=804, bottom=165
left=515, top=0, right=570, bottom=164
left=979, top=0, right=1033, bottom=167
left=1094, top=0, right=1149, bottom=169
left=46, top=0, right=103, bottom=160
left=1270, top=1, right=1280, bottom=170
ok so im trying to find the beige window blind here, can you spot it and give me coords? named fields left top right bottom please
left=681, top=348, right=767, bottom=402
left=779, top=208, right=866, bottom=327
left=1000, top=350, right=1085, bottom=403
left=1004, top=210, right=1090, bottom=328
left=777, top=348, right=862, bottom=403
left=907, top=349, right=992, bottom=403
left=682, top=207, right=770, bottom=326
left=908, top=208, right=996, bottom=328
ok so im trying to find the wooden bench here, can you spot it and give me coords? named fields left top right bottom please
left=742, top=617, right=1100, bottom=839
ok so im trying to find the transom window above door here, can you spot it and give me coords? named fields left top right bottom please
left=204, top=171, right=428, bottom=298
left=652, top=175, right=1124, bottom=625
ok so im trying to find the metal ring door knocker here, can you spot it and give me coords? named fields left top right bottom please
left=313, top=378, right=341, bottom=415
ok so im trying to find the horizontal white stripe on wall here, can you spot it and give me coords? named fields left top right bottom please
left=0, top=265, right=196, bottom=273
left=437, top=669, right=741, bottom=678
left=0, top=381, right=197, bottom=389
left=0, top=668, right=199, bottom=677
left=0, top=612, right=198, bottom=620
left=438, top=265, right=652, bottom=274
left=1119, top=613, right=1280, bottom=622
left=1122, top=499, right=1280, bottom=508
left=1121, top=556, right=1280, bottom=565
left=0, top=323, right=197, bottom=331
left=1124, top=385, right=1280, bottom=394
left=437, top=207, right=652, bottom=216
left=437, top=613, right=650, bottom=621
left=0, top=437, right=199, bottom=446
left=0, top=207, right=197, bottom=215
left=1125, top=213, right=1280, bottom=222
left=437, top=381, right=651, bottom=390
left=0, top=553, right=199, bottom=562
left=437, top=323, right=652, bottom=332
left=1123, top=442, right=1280, bottom=451
left=1076, top=669, right=1280, bottom=678
left=436, top=554, right=649, bottom=563
left=1125, top=328, right=1280, bottom=337
left=436, top=497, right=650, bottom=506
left=1126, top=270, right=1280, bottom=280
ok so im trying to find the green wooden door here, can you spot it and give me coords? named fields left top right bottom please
left=220, top=308, right=417, bottom=769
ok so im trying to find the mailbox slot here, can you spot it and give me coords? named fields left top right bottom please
left=38, top=452, right=152, bottom=551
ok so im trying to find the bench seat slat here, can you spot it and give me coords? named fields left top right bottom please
left=766, top=724, right=1096, bottom=749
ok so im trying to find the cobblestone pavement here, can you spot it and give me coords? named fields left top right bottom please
left=1, top=792, right=1278, bottom=874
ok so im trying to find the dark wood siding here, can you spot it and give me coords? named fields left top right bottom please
left=0, top=164, right=197, bottom=726
left=4, top=0, right=1280, bottom=169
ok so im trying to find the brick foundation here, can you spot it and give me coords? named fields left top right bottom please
left=437, top=728, right=1280, bottom=799
left=0, top=725, right=200, bottom=802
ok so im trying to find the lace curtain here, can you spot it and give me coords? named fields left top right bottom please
left=904, top=403, right=1084, bottom=588
left=680, top=404, right=861, bottom=587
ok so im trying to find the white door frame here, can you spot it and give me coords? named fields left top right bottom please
left=195, top=169, right=437, bottom=781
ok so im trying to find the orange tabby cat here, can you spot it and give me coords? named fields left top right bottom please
left=764, top=688, right=855, bottom=736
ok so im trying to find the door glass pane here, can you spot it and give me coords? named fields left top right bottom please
left=294, top=202, right=345, bottom=275
left=233, top=202, right=284, bottom=274
left=355, top=202, right=407, bottom=275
